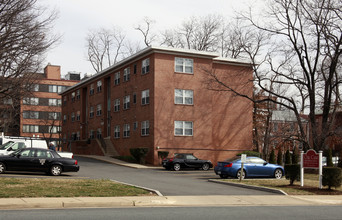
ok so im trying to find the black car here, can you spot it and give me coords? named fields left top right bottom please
left=162, top=153, right=213, bottom=171
left=0, top=148, right=79, bottom=176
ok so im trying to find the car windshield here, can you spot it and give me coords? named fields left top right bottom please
left=0, top=141, right=14, bottom=150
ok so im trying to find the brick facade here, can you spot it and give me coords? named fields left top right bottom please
left=61, top=47, right=254, bottom=165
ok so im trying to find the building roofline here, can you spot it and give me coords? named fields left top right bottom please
left=60, top=46, right=252, bottom=95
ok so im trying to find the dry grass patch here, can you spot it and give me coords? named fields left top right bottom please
left=0, top=178, right=151, bottom=198
left=222, top=174, right=342, bottom=195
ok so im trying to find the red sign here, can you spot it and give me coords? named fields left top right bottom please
left=303, top=150, right=319, bottom=168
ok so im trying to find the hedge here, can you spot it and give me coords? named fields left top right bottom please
left=129, top=148, right=149, bottom=164
left=322, top=167, right=342, bottom=190
left=285, top=164, right=300, bottom=185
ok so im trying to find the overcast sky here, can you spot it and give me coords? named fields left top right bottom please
left=42, top=0, right=263, bottom=77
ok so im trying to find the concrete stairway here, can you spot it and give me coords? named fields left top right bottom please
left=103, top=137, right=119, bottom=156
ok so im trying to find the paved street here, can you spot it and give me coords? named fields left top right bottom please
left=74, top=156, right=278, bottom=196
left=1, top=206, right=341, bottom=220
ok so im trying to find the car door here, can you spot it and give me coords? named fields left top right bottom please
left=184, top=154, right=199, bottom=168
left=6, top=149, right=36, bottom=171
left=248, top=157, right=270, bottom=177
left=34, top=149, right=54, bottom=172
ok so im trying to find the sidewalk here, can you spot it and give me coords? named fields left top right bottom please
left=0, top=195, right=341, bottom=210
left=78, top=155, right=154, bottom=169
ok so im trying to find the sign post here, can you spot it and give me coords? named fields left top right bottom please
left=300, top=149, right=323, bottom=189
left=240, top=154, right=246, bottom=182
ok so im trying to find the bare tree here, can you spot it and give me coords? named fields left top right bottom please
left=206, top=0, right=342, bottom=152
left=0, top=0, right=59, bottom=135
left=86, top=27, right=126, bottom=73
left=135, top=17, right=157, bottom=47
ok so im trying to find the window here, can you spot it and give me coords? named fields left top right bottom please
left=23, top=97, right=39, bottom=105
left=71, top=112, right=75, bottom=122
left=49, top=126, right=60, bottom=134
left=76, top=111, right=80, bottom=121
left=114, top=125, right=120, bottom=138
left=175, top=121, right=193, bottom=136
left=33, top=84, right=39, bottom=92
left=48, top=85, right=58, bottom=93
left=133, top=121, right=138, bottom=131
left=23, top=111, right=39, bottom=119
left=175, top=89, right=193, bottom=105
left=124, top=95, right=130, bottom=110
left=23, top=125, right=39, bottom=133
left=141, top=120, right=149, bottom=136
left=96, top=104, right=102, bottom=116
left=97, top=80, right=102, bottom=92
left=90, top=106, right=94, bottom=118
left=175, top=57, right=193, bottom=74
left=114, top=99, right=120, bottom=112
left=142, top=58, right=150, bottom=74
left=124, top=67, right=130, bottom=82
left=3, top=98, right=12, bottom=105
left=134, top=64, right=137, bottom=74
left=76, top=131, right=80, bottom=140
left=63, top=96, right=67, bottom=105
left=48, top=98, right=60, bottom=106
left=114, top=72, right=120, bottom=85
left=133, top=93, right=137, bottom=104
left=124, top=124, right=130, bottom=138
left=71, top=92, right=75, bottom=102
left=48, top=112, right=59, bottom=120
left=97, top=128, right=102, bottom=138
left=76, top=90, right=80, bottom=100
left=89, top=130, right=95, bottom=139
left=63, top=115, right=67, bottom=123
left=90, top=84, right=94, bottom=95
left=141, top=89, right=150, bottom=105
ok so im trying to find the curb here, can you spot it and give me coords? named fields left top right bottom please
left=208, top=179, right=288, bottom=195
left=110, top=179, right=163, bottom=196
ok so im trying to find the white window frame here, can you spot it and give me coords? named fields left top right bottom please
left=141, top=89, right=150, bottom=105
left=174, top=121, right=193, bottom=136
left=175, top=57, right=193, bottom=74
left=123, top=124, right=130, bottom=138
left=123, top=95, right=130, bottom=110
left=96, top=104, right=102, bottom=116
left=142, top=58, right=150, bottom=74
left=97, top=80, right=102, bottom=92
left=90, top=84, right=94, bottom=95
left=141, top=120, right=150, bottom=136
left=114, top=125, right=120, bottom=139
left=90, top=130, right=95, bottom=139
left=124, top=67, right=130, bottom=82
left=90, top=106, right=94, bottom=118
left=114, top=98, right=120, bottom=112
left=114, top=72, right=120, bottom=85
left=97, top=128, right=102, bottom=138
left=175, top=89, right=193, bottom=105
left=71, top=112, right=75, bottom=122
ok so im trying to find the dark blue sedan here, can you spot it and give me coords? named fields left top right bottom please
left=214, top=156, right=284, bottom=179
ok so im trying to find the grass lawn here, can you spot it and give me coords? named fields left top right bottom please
left=0, top=178, right=151, bottom=198
left=222, top=174, right=342, bottom=195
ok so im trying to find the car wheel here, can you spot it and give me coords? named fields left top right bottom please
left=274, top=168, right=283, bottom=179
left=219, top=174, right=228, bottom=179
left=173, top=163, right=181, bottom=171
left=50, top=165, right=62, bottom=176
left=202, top=163, right=210, bottom=171
left=0, top=162, right=6, bottom=174
left=236, top=170, right=246, bottom=179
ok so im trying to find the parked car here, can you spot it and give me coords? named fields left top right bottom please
left=214, top=156, right=284, bottom=179
left=0, top=148, right=79, bottom=176
left=0, top=141, right=73, bottom=158
left=162, top=153, right=213, bottom=171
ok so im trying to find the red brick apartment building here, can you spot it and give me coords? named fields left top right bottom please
left=20, top=65, right=79, bottom=144
left=61, top=46, right=254, bottom=165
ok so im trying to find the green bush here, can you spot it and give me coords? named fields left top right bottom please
left=237, top=151, right=261, bottom=157
left=285, top=150, right=292, bottom=164
left=285, top=164, right=300, bottom=185
left=158, top=151, right=169, bottom=159
left=292, top=150, right=298, bottom=164
left=277, top=150, right=283, bottom=165
left=322, top=167, right=342, bottom=190
left=129, top=148, right=149, bottom=164
left=269, top=149, right=276, bottom=164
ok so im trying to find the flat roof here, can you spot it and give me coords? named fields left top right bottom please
left=60, top=46, right=252, bottom=95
